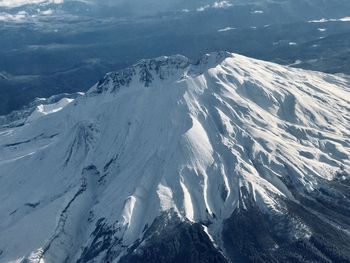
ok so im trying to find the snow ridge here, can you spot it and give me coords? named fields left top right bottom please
left=88, top=51, right=231, bottom=94
left=0, top=92, right=83, bottom=127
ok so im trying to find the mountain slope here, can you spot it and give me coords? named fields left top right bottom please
left=0, top=52, right=349, bottom=263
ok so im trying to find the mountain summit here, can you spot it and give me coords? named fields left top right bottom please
left=0, top=52, right=349, bottom=262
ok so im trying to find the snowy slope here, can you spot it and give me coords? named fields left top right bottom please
left=0, top=93, right=83, bottom=128
left=0, top=52, right=349, bottom=262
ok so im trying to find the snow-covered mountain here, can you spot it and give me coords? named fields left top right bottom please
left=0, top=92, right=83, bottom=128
left=0, top=52, right=349, bottom=263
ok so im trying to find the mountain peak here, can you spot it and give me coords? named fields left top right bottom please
left=88, top=51, right=232, bottom=94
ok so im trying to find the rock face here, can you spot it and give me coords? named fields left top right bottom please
left=0, top=52, right=349, bottom=263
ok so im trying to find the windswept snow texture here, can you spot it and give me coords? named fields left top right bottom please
left=0, top=52, right=349, bottom=262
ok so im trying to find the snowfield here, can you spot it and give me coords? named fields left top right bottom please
left=0, top=52, right=349, bottom=262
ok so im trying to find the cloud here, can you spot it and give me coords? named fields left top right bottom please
left=218, top=26, right=235, bottom=32
left=309, top=17, right=350, bottom=23
left=0, top=5, right=55, bottom=22
left=0, top=0, right=63, bottom=8
left=197, top=1, right=232, bottom=12
left=40, top=8, right=54, bottom=15
left=0, top=10, right=28, bottom=21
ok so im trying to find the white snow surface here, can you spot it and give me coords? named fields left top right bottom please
left=0, top=52, right=349, bottom=262
left=27, top=98, right=74, bottom=122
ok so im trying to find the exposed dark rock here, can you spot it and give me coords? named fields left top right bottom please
left=119, top=212, right=227, bottom=263
left=24, top=202, right=40, bottom=208
left=222, top=178, right=350, bottom=263
left=77, top=218, right=119, bottom=263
